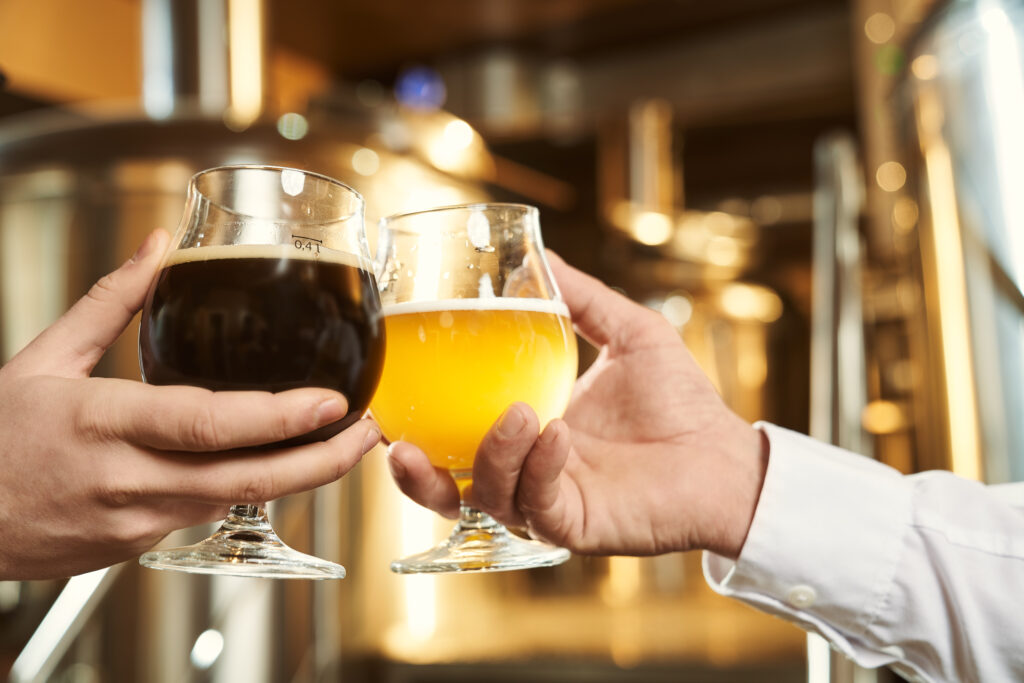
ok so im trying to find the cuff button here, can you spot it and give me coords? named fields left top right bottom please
left=786, top=584, right=817, bottom=608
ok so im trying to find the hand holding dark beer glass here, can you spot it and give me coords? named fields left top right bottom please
left=137, top=165, right=385, bottom=579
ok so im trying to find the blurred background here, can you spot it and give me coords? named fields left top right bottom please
left=2, top=0, right=1022, bottom=681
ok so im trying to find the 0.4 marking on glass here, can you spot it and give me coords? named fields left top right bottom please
left=293, top=234, right=322, bottom=254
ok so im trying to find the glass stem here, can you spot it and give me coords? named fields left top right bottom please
left=452, top=471, right=504, bottom=532
left=225, top=504, right=270, bottom=530
left=456, top=505, right=503, bottom=532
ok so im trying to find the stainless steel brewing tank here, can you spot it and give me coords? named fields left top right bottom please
left=896, top=0, right=1024, bottom=482
left=0, top=106, right=486, bottom=370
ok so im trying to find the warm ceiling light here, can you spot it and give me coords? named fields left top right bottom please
left=442, top=120, right=475, bottom=150
left=226, top=0, right=264, bottom=129
left=631, top=211, right=673, bottom=245
left=865, top=12, right=896, bottom=44
left=876, top=161, right=907, bottom=192
left=719, top=283, right=783, bottom=323
left=912, top=54, right=939, bottom=80
left=426, top=119, right=479, bottom=172
left=861, top=400, right=906, bottom=434
left=352, top=148, right=381, bottom=176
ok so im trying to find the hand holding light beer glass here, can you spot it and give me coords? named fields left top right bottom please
left=371, top=203, right=577, bottom=573
left=137, top=165, right=384, bottom=579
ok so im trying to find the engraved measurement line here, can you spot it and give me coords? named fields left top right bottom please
left=292, top=234, right=323, bottom=254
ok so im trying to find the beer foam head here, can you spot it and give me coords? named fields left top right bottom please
left=164, top=243, right=370, bottom=270
left=383, top=297, right=570, bottom=318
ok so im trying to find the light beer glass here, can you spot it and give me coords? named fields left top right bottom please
left=371, top=203, right=577, bottom=573
left=138, top=165, right=385, bottom=579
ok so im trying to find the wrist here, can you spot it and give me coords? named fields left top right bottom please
left=697, top=416, right=769, bottom=560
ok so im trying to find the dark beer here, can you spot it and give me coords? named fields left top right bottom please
left=139, top=244, right=385, bottom=439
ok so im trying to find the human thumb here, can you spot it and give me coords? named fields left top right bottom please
left=547, top=250, right=660, bottom=350
left=5, top=229, right=169, bottom=378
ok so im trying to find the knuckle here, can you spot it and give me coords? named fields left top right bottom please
left=277, top=407, right=299, bottom=441
left=73, top=392, right=116, bottom=443
left=186, top=404, right=224, bottom=450
left=332, top=451, right=354, bottom=482
left=94, top=498, right=160, bottom=547
left=111, top=517, right=162, bottom=549
left=95, top=477, right=141, bottom=509
left=315, top=441, right=353, bottom=486
left=105, top=518, right=148, bottom=546
left=80, top=270, right=134, bottom=325
left=524, top=520, right=564, bottom=549
left=235, top=471, right=276, bottom=504
left=88, top=273, right=119, bottom=302
left=85, top=273, right=133, bottom=319
left=471, top=485, right=500, bottom=511
left=515, top=491, right=548, bottom=519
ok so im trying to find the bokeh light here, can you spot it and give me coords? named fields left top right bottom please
left=893, top=196, right=919, bottom=231
left=352, top=147, right=381, bottom=176
left=862, top=400, right=906, bottom=434
left=911, top=54, right=939, bottom=80
left=876, top=161, right=907, bottom=192
left=864, top=12, right=896, bottom=44
left=394, top=65, right=447, bottom=110
left=276, top=112, right=309, bottom=140
left=190, top=629, right=224, bottom=670
left=632, top=211, right=673, bottom=245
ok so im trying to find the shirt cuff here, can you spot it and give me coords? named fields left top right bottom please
left=702, top=422, right=913, bottom=668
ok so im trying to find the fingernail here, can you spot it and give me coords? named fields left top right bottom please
left=315, top=398, right=345, bottom=425
left=129, top=231, right=160, bottom=264
left=362, top=424, right=381, bottom=454
left=539, top=422, right=560, bottom=444
left=497, top=406, right=526, bottom=438
left=387, top=451, right=406, bottom=479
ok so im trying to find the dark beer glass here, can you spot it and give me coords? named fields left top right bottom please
left=137, top=165, right=384, bottom=579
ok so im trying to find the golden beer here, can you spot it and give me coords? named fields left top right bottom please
left=370, top=298, right=578, bottom=474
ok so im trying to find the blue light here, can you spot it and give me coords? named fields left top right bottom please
left=394, top=66, right=447, bottom=110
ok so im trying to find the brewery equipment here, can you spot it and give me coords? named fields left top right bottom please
left=896, top=0, right=1024, bottom=482
left=1, top=0, right=875, bottom=680
left=0, top=1, right=485, bottom=680
left=804, top=0, right=1024, bottom=680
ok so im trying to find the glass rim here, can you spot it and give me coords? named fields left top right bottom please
left=379, top=202, right=538, bottom=227
left=189, top=164, right=365, bottom=225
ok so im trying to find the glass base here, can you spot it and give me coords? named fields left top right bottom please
left=140, top=505, right=346, bottom=580
left=390, top=507, right=571, bottom=574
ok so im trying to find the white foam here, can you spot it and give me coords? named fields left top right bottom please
left=382, top=298, right=570, bottom=318
left=165, top=243, right=369, bottom=270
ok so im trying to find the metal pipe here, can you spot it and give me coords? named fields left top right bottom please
left=8, top=567, right=123, bottom=683
left=808, top=131, right=874, bottom=683
left=142, top=0, right=265, bottom=122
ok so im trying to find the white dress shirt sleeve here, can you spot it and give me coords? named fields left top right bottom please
left=703, top=422, right=1024, bottom=683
